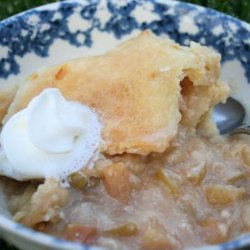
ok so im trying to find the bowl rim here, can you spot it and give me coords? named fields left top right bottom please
left=1, top=0, right=250, bottom=29
left=0, top=0, right=249, bottom=250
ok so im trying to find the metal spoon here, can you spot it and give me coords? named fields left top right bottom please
left=212, top=97, right=250, bottom=135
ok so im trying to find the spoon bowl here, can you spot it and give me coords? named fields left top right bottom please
left=213, top=97, right=246, bottom=134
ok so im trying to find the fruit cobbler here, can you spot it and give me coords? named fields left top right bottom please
left=0, top=31, right=249, bottom=250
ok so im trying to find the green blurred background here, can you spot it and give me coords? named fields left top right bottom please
left=0, top=0, right=249, bottom=249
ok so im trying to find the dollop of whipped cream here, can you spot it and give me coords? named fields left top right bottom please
left=0, top=88, right=102, bottom=181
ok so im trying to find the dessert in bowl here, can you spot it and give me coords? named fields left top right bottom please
left=0, top=1, right=250, bottom=250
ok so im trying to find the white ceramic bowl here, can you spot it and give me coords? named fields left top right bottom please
left=0, top=1, right=250, bottom=249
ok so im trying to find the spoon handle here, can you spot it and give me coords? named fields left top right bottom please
left=230, top=125, right=250, bottom=136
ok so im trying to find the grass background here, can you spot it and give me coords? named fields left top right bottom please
left=0, top=0, right=249, bottom=249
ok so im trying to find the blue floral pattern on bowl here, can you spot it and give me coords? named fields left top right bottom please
left=0, top=0, right=249, bottom=81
